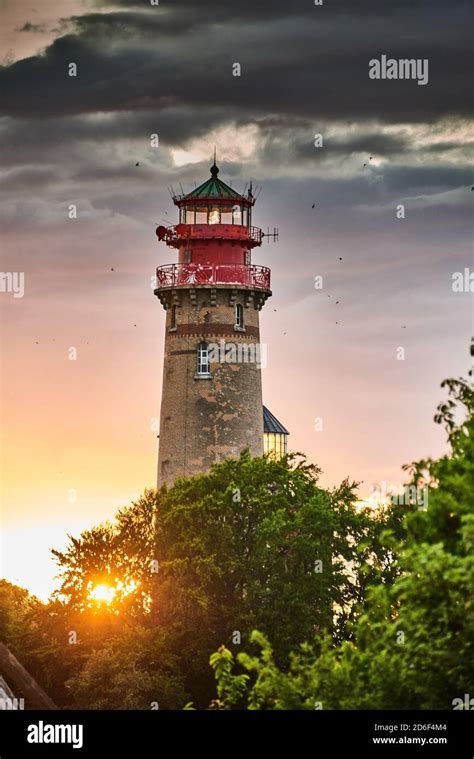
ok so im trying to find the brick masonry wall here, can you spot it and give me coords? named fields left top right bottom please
left=156, top=286, right=268, bottom=487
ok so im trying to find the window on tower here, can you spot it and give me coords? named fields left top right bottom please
left=170, top=305, right=177, bottom=330
left=234, top=303, right=244, bottom=330
left=232, top=205, right=242, bottom=225
left=181, top=206, right=195, bottom=224
left=208, top=207, right=220, bottom=224
left=196, top=341, right=211, bottom=376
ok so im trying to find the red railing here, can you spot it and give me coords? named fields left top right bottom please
left=155, top=263, right=271, bottom=290
left=158, top=224, right=263, bottom=246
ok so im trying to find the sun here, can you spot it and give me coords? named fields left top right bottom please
left=88, top=583, right=116, bottom=605
left=87, top=579, right=140, bottom=606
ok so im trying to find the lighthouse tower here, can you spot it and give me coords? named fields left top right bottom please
left=154, top=160, right=272, bottom=487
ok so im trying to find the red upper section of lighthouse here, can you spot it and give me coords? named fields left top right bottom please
left=155, top=162, right=270, bottom=292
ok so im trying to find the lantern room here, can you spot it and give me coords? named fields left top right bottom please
left=176, top=162, right=254, bottom=227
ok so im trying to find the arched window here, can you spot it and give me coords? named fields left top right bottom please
left=235, top=303, right=244, bottom=329
left=197, top=341, right=210, bottom=376
left=170, top=305, right=177, bottom=329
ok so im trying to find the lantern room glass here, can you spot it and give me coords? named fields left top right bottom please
left=179, top=203, right=250, bottom=226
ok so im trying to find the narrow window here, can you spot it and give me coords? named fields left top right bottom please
left=235, top=303, right=244, bottom=329
left=208, top=207, right=220, bottom=224
left=170, top=305, right=177, bottom=329
left=197, top=341, right=210, bottom=376
left=232, top=205, right=242, bottom=225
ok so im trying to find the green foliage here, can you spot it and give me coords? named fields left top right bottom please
left=65, top=626, right=187, bottom=709
left=208, top=372, right=474, bottom=709
left=47, top=451, right=404, bottom=706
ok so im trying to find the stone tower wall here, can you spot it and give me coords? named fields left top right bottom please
left=156, top=286, right=268, bottom=487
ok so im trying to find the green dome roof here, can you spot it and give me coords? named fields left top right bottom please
left=182, top=163, right=245, bottom=201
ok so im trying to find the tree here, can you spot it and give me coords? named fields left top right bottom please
left=49, top=452, right=402, bottom=707
left=207, top=371, right=474, bottom=709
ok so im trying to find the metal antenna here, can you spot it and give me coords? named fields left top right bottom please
left=264, top=226, right=279, bottom=243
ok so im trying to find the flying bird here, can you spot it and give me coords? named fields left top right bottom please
left=110, top=267, right=114, bottom=271
left=336, top=301, right=340, bottom=305
left=338, top=257, right=343, bottom=261
left=136, top=162, right=140, bottom=167
left=312, top=203, right=316, bottom=209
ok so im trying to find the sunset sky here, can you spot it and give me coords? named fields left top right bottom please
left=1, top=0, right=472, bottom=600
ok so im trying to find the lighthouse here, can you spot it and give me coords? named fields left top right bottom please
left=154, top=159, right=286, bottom=487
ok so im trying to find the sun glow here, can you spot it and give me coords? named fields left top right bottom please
left=88, top=579, right=140, bottom=605
left=88, top=583, right=116, bottom=604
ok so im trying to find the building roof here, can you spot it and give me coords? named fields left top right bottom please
left=263, top=406, right=289, bottom=435
left=181, top=163, right=245, bottom=202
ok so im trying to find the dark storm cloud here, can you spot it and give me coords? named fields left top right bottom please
left=0, top=107, right=230, bottom=168
left=293, top=133, right=409, bottom=160
left=0, top=0, right=471, bottom=126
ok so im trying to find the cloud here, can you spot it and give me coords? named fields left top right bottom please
left=0, top=1, right=472, bottom=124
left=17, top=22, right=47, bottom=33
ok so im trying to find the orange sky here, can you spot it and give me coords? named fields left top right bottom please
left=1, top=0, right=472, bottom=600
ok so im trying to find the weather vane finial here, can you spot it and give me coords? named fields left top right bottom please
left=210, top=146, right=219, bottom=176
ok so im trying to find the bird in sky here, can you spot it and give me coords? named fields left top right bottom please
left=136, top=162, right=140, bottom=167
left=312, top=203, right=316, bottom=209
